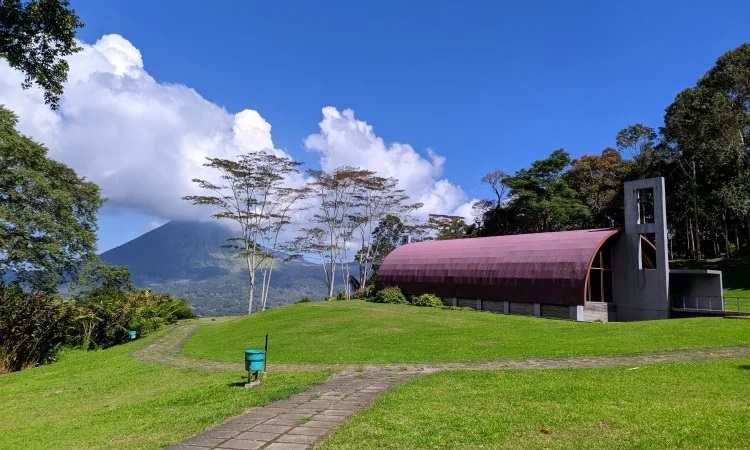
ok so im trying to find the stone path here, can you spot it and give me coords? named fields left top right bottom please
left=137, top=322, right=750, bottom=449
left=166, top=368, right=426, bottom=450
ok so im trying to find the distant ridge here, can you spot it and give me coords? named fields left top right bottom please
left=100, top=221, right=328, bottom=315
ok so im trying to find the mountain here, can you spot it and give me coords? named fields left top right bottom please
left=100, top=221, right=329, bottom=316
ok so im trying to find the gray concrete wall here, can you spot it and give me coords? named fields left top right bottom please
left=617, top=178, right=671, bottom=321
left=670, top=270, right=724, bottom=311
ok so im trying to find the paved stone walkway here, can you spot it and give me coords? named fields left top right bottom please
left=137, top=322, right=750, bottom=449
left=166, top=368, right=427, bottom=450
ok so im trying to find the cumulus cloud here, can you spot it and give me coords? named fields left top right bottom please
left=0, top=35, right=475, bottom=224
left=304, top=107, right=476, bottom=218
left=0, top=34, right=282, bottom=221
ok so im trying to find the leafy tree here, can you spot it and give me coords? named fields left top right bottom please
left=565, top=147, right=632, bottom=227
left=0, top=0, right=84, bottom=109
left=183, top=151, right=304, bottom=314
left=360, top=214, right=406, bottom=275
left=0, top=106, right=102, bottom=292
left=427, top=214, right=470, bottom=240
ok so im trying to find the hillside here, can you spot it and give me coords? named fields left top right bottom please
left=100, top=221, right=329, bottom=315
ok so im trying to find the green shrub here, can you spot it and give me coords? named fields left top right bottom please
left=76, top=289, right=194, bottom=349
left=414, top=293, right=443, bottom=308
left=0, top=285, right=76, bottom=373
left=371, top=286, right=408, bottom=304
left=336, top=291, right=347, bottom=301
left=351, top=283, right=375, bottom=301
left=296, top=297, right=312, bottom=304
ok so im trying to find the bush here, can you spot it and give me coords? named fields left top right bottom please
left=295, top=297, right=312, bottom=304
left=0, top=285, right=77, bottom=373
left=76, top=289, right=195, bottom=349
left=336, top=291, right=347, bottom=301
left=371, top=286, right=408, bottom=304
left=351, top=283, right=375, bottom=301
left=414, top=293, right=443, bottom=308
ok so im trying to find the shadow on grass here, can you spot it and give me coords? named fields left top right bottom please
left=737, top=365, right=750, bottom=371
left=227, top=381, right=248, bottom=387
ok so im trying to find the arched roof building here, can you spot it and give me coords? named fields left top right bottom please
left=376, top=178, right=725, bottom=322
left=377, top=228, right=619, bottom=307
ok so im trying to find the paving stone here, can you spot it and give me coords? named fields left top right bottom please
left=263, top=418, right=299, bottom=427
left=286, top=426, right=330, bottom=437
left=276, top=413, right=311, bottom=421
left=225, top=417, right=268, bottom=426
left=217, top=439, right=265, bottom=450
left=264, top=443, right=310, bottom=450
left=299, top=420, right=337, bottom=429
left=235, top=430, right=280, bottom=441
left=164, top=445, right=211, bottom=450
left=249, top=424, right=292, bottom=434
left=274, top=433, right=319, bottom=445
left=320, top=409, right=354, bottom=416
left=309, top=414, right=343, bottom=423
left=195, top=429, right=243, bottom=439
left=242, top=410, right=279, bottom=419
left=180, top=436, right=227, bottom=447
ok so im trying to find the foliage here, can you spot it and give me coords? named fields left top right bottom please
left=476, top=149, right=590, bottom=236
left=0, top=0, right=83, bottom=109
left=185, top=301, right=750, bottom=364
left=320, top=360, right=750, bottom=449
left=0, top=285, right=75, bottom=372
left=427, top=214, right=471, bottom=240
left=183, top=151, right=306, bottom=314
left=0, top=330, right=329, bottom=449
left=471, top=43, right=750, bottom=258
left=0, top=106, right=103, bottom=292
left=302, top=167, right=419, bottom=300
left=414, top=293, right=443, bottom=308
left=76, top=289, right=195, bottom=349
left=295, top=296, right=312, bottom=303
left=370, top=286, right=408, bottom=304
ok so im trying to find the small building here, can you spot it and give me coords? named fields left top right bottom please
left=377, top=177, right=724, bottom=321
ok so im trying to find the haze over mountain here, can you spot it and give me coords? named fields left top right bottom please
left=99, top=221, right=328, bottom=316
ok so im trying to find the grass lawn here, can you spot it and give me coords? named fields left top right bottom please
left=184, top=301, right=750, bottom=364
left=321, top=359, right=750, bottom=449
left=0, top=329, right=329, bottom=450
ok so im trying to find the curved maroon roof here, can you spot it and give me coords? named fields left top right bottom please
left=376, top=228, right=620, bottom=306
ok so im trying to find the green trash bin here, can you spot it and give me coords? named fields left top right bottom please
left=244, top=349, right=265, bottom=372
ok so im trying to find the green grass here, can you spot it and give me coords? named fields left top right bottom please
left=0, top=329, right=329, bottom=450
left=321, top=359, right=750, bottom=449
left=184, top=301, right=750, bottom=364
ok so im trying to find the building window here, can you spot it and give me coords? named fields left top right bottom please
left=588, top=244, right=613, bottom=302
left=636, top=188, right=655, bottom=224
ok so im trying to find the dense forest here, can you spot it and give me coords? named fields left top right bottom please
left=458, top=44, right=750, bottom=260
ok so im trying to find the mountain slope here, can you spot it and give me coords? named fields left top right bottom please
left=100, top=221, right=328, bottom=315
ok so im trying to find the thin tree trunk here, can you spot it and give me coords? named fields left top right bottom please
left=735, top=224, right=741, bottom=253
left=263, top=261, right=275, bottom=310
left=723, top=212, right=731, bottom=257
left=245, top=255, right=255, bottom=314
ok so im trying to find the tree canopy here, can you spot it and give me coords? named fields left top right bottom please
left=0, top=106, right=102, bottom=291
left=471, top=43, right=750, bottom=259
left=0, top=0, right=83, bottom=109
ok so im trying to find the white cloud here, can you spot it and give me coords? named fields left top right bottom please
left=304, top=107, right=476, bottom=218
left=145, top=220, right=165, bottom=232
left=0, top=34, right=282, bottom=221
left=0, top=35, right=475, bottom=225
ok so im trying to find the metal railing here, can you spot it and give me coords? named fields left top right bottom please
left=671, top=295, right=750, bottom=315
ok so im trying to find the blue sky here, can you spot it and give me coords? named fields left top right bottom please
left=11, top=1, right=750, bottom=251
